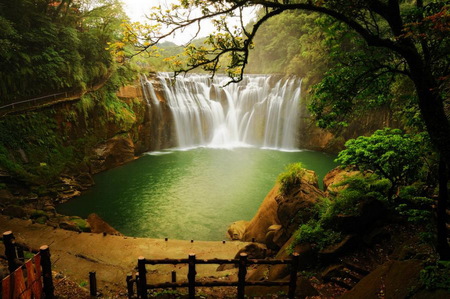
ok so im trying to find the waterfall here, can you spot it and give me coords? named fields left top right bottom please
left=142, top=73, right=302, bottom=150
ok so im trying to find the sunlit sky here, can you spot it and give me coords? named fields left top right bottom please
left=122, top=0, right=256, bottom=45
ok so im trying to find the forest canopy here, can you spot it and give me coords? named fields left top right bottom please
left=0, top=0, right=127, bottom=103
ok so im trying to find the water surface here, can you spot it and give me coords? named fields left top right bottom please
left=58, top=148, right=336, bottom=240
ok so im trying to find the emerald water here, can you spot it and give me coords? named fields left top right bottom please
left=58, top=148, right=336, bottom=240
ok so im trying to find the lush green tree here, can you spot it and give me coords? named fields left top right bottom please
left=0, top=0, right=127, bottom=102
left=128, top=0, right=450, bottom=258
left=336, top=128, right=423, bottom=199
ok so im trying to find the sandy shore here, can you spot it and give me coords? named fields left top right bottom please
left=0, top=215, right=249, bottom=294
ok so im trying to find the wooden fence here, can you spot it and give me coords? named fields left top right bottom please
left=129, top=252, right=300, bottom=299
left=1, top=231, right=54, bottom=299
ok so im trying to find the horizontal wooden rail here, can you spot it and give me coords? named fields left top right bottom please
left=142, top=258, right=292, bottom=265
left=134, top=251, right=300, bottom=299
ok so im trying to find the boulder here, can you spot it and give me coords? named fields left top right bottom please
left=247, top=235, right=315, bottom=283
left=87, top=213, right=122, bottom=235
left=217, top=243, right=267, bottom=271
left=227, top=220, right=249, bottom=240
left=3, top=205, right=27, bottom=218
left=245, top=276, right=319, bottom=298
left=268, top=237, right=315, bottom=281
left=241, top=184, right=282, bottom=243
left=0, top=189, right=14, bottom=201
left=340, top=260, right=424, bottom=299
left=276, top=170, right=325, bottom=239
left=90, top=135, right=135, bottom=174
left=59, top=221, right=81, bottom=232
left=323, top=167, right=360, bottom=194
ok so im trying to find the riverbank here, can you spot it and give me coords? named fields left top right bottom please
left=0, top=215, right=250, bottom=296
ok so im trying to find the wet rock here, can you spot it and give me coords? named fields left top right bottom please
left=236, top=243, right=267, bottom=259
left=227, top=220, right=249, bottom=240
left=76, top=173, right=95, bottom=189
left=217, top=243, right=267, bottom=271
left=59, top=221, right=81, bottom=232
left=87, top=213, right=121, bottom=235
left=90, top=135, right=135, bottom=174
left=245, top=276, right=319, bottom=298
left=319, top=234, right=357, bottom=261
left=0, top=189, right=14, bottom=201
left=276, top=170, right=325, bottom=239
left=3, top=205, right=27, bottom=218
left=323, top=167, right=360, bottom=194
left=340, top=260, right=424, bottom=299
left=242, top=184, right=281, bottom=243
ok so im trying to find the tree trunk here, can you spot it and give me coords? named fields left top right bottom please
left=437, top=156, right=450, bottom=260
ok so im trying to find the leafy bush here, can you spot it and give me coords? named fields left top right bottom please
left=292, top=218, right=342, bottom=250
left=277, top=163, right=305, bottom=196
left=291, top=173, right=389, bottom=250
left=336, top=128, right=423, bottom=199
left=420, top=261, right=450, bottom=290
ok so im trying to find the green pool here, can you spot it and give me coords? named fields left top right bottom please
left=58, top=148, right=337, bottom=240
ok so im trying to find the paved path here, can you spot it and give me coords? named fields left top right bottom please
left=0, top=216, right=248, bottom=292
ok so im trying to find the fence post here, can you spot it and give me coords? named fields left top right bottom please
left=188, top=253, right=196, bottom=299
left=89, top=271, right=97, bottom=297
left=135, top=272, right=140, bottom=298
left=138, top=256, right=147, bottom=299
left=288, top=252, right=300, bottom=299
left=126, top=274, right=134, bottom=299
left=40, top=245, right=54, bottom=299
left=17, top=246, right=25, bottom=263
left=3, top=231, right=18, bottom=273
left=237, top=253, right=248, bottom=299
left=171, top=270, right=176, bottom=290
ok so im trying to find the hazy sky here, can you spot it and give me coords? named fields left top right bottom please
left=122, top=0, right=256, bottom=45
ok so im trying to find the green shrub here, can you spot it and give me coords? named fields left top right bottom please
left=291, top=219, right=342, bottom=251
left=277, top=163, right=305, bottom=196
left=420, top=261, right=450, bottom=290
left=70, top=217, right=91, bottom=232
left=290, top=173, right=389, bottom=250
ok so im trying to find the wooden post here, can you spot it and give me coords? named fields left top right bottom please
left=237, top=253, right=248, bottom=299
left=3, top=231, right=17, bottom=273
left=288, top=252, right=300, bottom=299
left=188, top=253, right=196, bottom=299
left=171, top=270, right=176, bottom=290
left=126, top=274, right=134, bottom=299
left=135, top=272, right=140, bottom=298
left=89, top=271, right=97, bottom=297
left=17, top=246, right=25, bottom=263
left=138, top=256, right=147, bottom=299
left=40, top=245, right=54, bottom=299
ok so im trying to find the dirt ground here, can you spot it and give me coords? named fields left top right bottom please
left=0, top=215, right=250, bottom=296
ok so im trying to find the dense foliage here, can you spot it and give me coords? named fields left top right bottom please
left=277, top=162, right=305, bottom=196
left=0, top=0, right=127, bottom=102
left=336, top=128, right=424, bottom=198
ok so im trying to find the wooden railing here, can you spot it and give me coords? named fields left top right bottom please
left=129, top=252, right=300, bottom=299
left=1, top=231, right=54, bottom=299
left=0, top=72, right=112, bottom=116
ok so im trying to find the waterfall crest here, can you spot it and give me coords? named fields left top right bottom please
left=142, top=73, right=302, bottom=150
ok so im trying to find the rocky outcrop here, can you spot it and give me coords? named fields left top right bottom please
left=230, top=170, right=325, bottom=249
left=323, top=167, right=360, bottom=194
left=298, top=105, right=402, bottom=154
left=90, top=135, right=136, bottom=174
left=340, top=260, right=424, bottom=299
left=241, top=184, right=281, bottom=242
left=87, top=213, right=122, bottom=235
left=275, top=170, right=324, bottom=244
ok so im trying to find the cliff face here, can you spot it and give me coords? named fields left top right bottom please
left=0, top=82, right=157, bottom=205
left=298, top=105, right=401, bottom=153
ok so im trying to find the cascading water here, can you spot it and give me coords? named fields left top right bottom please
left=142, top=73, right=302, bottom=150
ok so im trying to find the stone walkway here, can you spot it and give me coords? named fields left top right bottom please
left=0, top=216, right=248, bottom=293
